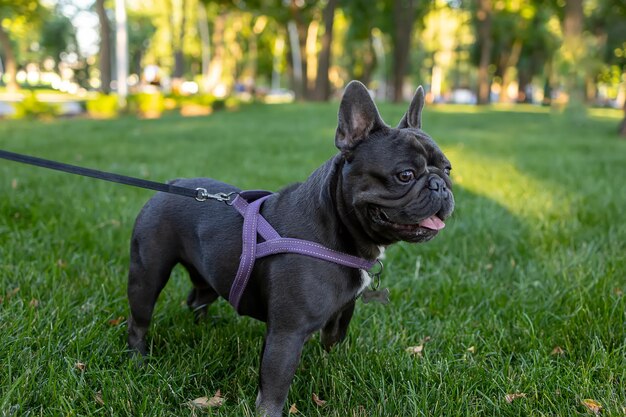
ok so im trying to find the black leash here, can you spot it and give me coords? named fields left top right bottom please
left=0, top=149, right=233, bottom=203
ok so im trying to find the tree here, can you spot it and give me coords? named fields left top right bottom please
left=561, top=0, right=585, bottom=107
left=312, top=0, right=337, bottom=101
left=390, top=0, right=418, bottom=102
left=340, top=0, right=387, bottom=94
left=40, top=10, right=78, bottom=65
left=170, top=0, right=188, bottom=87
left=0, top=0, right=43, bottom=91
left=95, top=0, right=112, bottom=93
left=587, top=0, right=626, bottom=135
left=127, top=12, right=156, bottom=75
left=515, top=5, right=559, bottom=103
left=473, top=0, right=493, bottom=104
left=0, top=20, right=17, bottom=91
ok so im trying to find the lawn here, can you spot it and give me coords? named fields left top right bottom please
left=1, top=103, right=625, bottom=416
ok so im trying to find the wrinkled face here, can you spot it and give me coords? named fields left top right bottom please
left=342, top=128, right=454, bottom=244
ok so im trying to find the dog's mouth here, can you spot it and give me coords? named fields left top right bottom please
left=370, top=206, right=445, bottom=237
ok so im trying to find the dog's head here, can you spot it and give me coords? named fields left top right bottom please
left=336, top=81, right=454, bottom=245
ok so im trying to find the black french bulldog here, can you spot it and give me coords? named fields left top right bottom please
left=127, top=80, right=454, bottom=416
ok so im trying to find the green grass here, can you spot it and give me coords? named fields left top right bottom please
left=1, top=103, right=625, bottom=416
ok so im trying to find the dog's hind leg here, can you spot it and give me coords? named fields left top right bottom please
left=127, top=236, right=176, bottom=356
left=182, top=261, right=218, bottom=323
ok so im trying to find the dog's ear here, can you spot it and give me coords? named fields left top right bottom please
left=398, top=86, right=425, bottom=129
left=335, top=81, right=385, bottom=154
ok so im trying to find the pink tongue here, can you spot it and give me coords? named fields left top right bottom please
left=419, top=216, right=445, bottom=230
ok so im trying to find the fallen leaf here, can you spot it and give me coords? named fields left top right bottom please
left=188, top=391, right=224, bottom=409
left=207, top=390, right=224, bottom=407
left=505, top=393, right=526, bottom=403
left=581, top=399, right=602, bottom=415
left=108, top=316, right=124, bottom=326
left=485, top=263, right=493, bottom=270
left=551, top=346, right=565, bottom=356
left=188, top=397, right=209, bottom=408
left=8, top=287, right=20, bottom=297
left=406, top=345, right=424, bottom=356
left=289, top=403, right=298, bottom=414
left=95, top=390, right=104, bottom=405
left=75, top=362, right=86, bottom=371
left=614, top=288, right=623, bottom=297
left=29, top=298, right=39, bottom=308
left=422, top=336, right=432, bottom=343
left=56, top=259, right=67, bottom=268
left=11, top=178, right=18, bottom=189
left=312, top=393, right=326, bottom=407
left=467, top=346, right=476, bottom=353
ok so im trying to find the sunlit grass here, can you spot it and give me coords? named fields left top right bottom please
left=444, top=146, right=568, bottom=221
left=1, top=103, right=625, bottom=416
left=588, top=107, right=623, bottom=120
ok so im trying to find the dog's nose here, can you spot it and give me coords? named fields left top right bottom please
left=428, top=176, right=446, bottom=192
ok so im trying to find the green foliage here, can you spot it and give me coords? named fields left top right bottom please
left=127, top=92, right=165, bottom=118
left=1, top=104, right=625, bottom=415
left=86, top=94, right=119, bottom=119
left=39, top=10, right=78, bottom=61
left=175, top=93, right=216, bottom=108
left=127, top=12, right=156, bottom=74
left=212, top=96, right=241, bottom=111
left=11, top=92, right=60, bottom=119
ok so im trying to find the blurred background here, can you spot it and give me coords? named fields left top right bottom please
left=0, top=0, right=625, bottom=132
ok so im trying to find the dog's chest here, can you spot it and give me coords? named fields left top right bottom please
left=356, top=246, right=386, bottom=296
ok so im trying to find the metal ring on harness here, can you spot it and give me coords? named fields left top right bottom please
left=368, top=259, right=384, bottom=290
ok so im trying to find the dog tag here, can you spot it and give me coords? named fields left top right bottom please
left=361, top=288, right=390, bottom=304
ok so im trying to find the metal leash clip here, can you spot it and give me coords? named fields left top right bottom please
left=368, top=259, right=384, bottom=290
left=195, top=188, right=237, bottom=204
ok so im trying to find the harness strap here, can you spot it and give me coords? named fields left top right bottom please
left=228, top=192, right=376, bottom=311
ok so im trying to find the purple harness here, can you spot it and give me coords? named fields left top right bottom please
left=228, top=191, right=377, bottom=311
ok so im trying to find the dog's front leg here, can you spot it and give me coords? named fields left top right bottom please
left=321, top=300, right=355, bottom=351
left=256, top=330, right=307, bottom=417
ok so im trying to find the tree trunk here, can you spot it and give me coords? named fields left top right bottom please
left=517, top=65, right=531, bottom=103
left=361, top=40, right=376, bottom=87
left=115, top=0, right=128, bottom=105
left=172, top=0, right=187, bottom=81
left=205, top=12, right=226, bottom=93
left=96, top=0, right=111, bottom=94
left=563, top=0, right=585, bottom=108
left=499, top=40, right=522, bottom=103
left=391, top=0, right=417, bottom=102
left=0, top=25, right=18, bottom=92
left=287, top=22, right=303, bottom=99
left=198, top=2, right=210, bottom=92
left=476, top=0, right=492, bottom=105
left=288, top=1, right=309, bottom=100
left=312, top=0, right=337, bottom=101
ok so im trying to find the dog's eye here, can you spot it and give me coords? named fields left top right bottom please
left=397, top=170, right=415, bottom=183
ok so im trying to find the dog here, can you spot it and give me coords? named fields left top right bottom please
left=127, top=80, right=454, bottom=416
